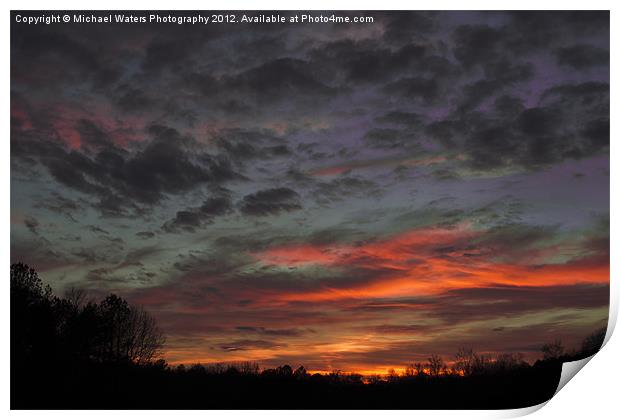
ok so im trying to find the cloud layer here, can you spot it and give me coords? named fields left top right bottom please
left=11, top=11, right=609, bottom=372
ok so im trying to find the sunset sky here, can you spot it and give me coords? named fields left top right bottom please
left=11, top=11, right=609, bottom=374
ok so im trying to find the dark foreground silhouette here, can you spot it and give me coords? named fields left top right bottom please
left=11, top=263, right=606, bottom=409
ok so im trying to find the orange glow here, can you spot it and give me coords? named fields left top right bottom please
left=254, top=223, right=609, bottom=303
left=146, top=221, right=608, bottom=372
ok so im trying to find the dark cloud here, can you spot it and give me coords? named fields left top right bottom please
left=114, top=85, right=154, bottom=113
left=540, top=81, right=609, bottom=111
left=458, top=60, right=534, bottom=111
left=219, top=58, right=334, bottom=106
left=335, top=42, right=428, bottom=84
left=217, top=339, right=286, bottom=352
left=452, top=24, right=506, bottom=68
left=313, top=176, right=380, bottom=204
left=375, top=111, right=423, bottom=127
left=11, top=237, right=69, bottom=272
left=433, top=284, right=609, bottom=324
left=136, top=231, right=155, bottom=239
left=380, top=11, right=438, bottom=43
left=448, top=13, right=608, bottom=113
left=383, top=77, right=439, bottom=103
left=310, top=32, right=455, bottom=88
left=555, top=44, right=609, bottom=69
left=24, top=216, right=39, bottom=235
left=11, top=24, right=121, bottom=88
left=424, top=119, right=468, bottom=149
left=123, top=126, right=221, bottom=203
left=34, top=193, right=83, bottom=222
left=234, top=326, right=313, bottom=337
left=363, top=128, right=405, bottom=149
left=427, top=81, right=610, bottom=171
left=238, top=187, right=302, bottom=216
left=71, top=247, right=112, bottom=264
left=12, top=124, right=242, bottom=216
left=372, top=324, right=435, bottom=334
left=163, top=196, right=234, bottom=233
left=307, top=227, right=365, bottom=246
left=345, top=283, right=609, bottom=325
left=213, top=129, right=291, bottom=164
left=75, top=119, right=112, bottom=151
left=504, top=11, right=609, bottom=52
left=86, top=225, right=109, bottom=235
left=493, top=95, right=525, bottom=117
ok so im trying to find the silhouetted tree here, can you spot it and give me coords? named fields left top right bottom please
left=404, top=364, right=417, bottom=377
left=97, top=294, right=165, bottom=364
left=11, top=263, right=165, bottom=368
left=453, top=348, right=493, bottom=376
left=387, top=368, right=400, bottom=381
left=10, top=263, right=55, bottom=364
left=580, top=327, right=606, bottom=357
left=239, top=361, right=260, bottom=375
left=293, top=365, right=309, bottom=379
left=366, top=374, right=383, bottom=384
left=471, top=353, right=489, bottom=375
left=493, top=352, right=526, bottom=372
left=427, top=354, right=443, bottom=376
left=328, top=369, right=343, bottom=381
left=10, top=263, right=52, bottom=301
left=64, top=287, right=89, bottom=309
left=541, top=340, right=565, bottom=360
left=276, top=364, right=293, bottom=376
left=454, top=347, right=475, bottom=376
left=189, top=363, right=207, bottom=375
left=414, top=362, right=425, bottom=377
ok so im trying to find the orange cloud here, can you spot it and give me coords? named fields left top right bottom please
left=254, top=224, right=609, bottom=303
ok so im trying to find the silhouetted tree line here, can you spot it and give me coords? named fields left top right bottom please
left=10, top=263, right=606, bottom=409
left=11, top=263, right=164, bottom=367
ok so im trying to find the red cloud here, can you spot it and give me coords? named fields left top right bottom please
left=254, top=223, right=609, bottom=303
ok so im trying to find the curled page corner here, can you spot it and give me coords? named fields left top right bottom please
left=502, top=355, right=599, bottom=418
left=603, top=289, right=618, bottom=348
left=553, top=303, right=619, bottom=396
left=551, top=299, right=619, bottom=396
left=495, top=401, right=549, bottom=418
left=553, top=310, right=616, bottom=396
left=554, top=355, right=595, bottom=396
